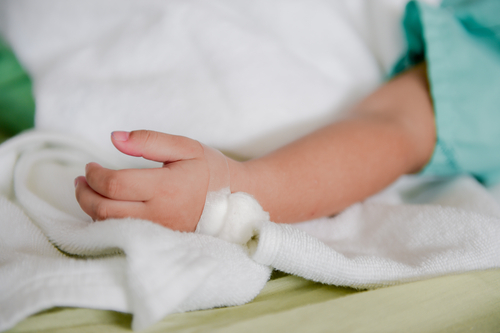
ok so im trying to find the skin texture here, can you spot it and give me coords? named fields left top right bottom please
left=75, top=63, right=435, bottom=230
left=75, top=131, right=210, bottom=232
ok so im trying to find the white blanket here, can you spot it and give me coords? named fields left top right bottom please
left=6, top=0, right=500, bottom=331
left=4, top=131, right=500, bottom=332
left=0, top=131, right=271, bottom=331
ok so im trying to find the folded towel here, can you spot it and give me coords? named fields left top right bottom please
left=4, top=131, right=500, bottom=333
left=5, top=0, right=495, bottom=331
left=0, top=131, right=271, bottom=331
left=194, top=171, right=500, bottom=289
left=254, top=181, right=500, bottom=288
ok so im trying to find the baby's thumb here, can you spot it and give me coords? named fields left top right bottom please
left=111, top=130, right=204, bottom=163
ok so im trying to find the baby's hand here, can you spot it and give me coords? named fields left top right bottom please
left=74, top=130, right=210, bottom=232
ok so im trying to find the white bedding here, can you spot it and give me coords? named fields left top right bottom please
left=3, top=130, right=500, bottom=332
left=0, top=0, right=433, bottom=159
left=9, top=1, right=500, bottom=332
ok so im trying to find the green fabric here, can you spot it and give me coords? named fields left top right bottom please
left=3, top=5, right=500, bottom=332
left=0, top=38, right=35, bottom=142
left=6, top=269, right=500, bottom=333
left=393, top=0, right=500, bottom=185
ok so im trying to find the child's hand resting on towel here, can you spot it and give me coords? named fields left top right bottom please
left=75, top=63, right=436, bottom=231
left=74, top=130, right=212, bottom=232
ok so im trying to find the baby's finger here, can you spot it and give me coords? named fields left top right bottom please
left=111, top=130, right=204, bottom=163
left=75, top=176, right=146, bottom=221
left=85, top=162, right=160, bottom=201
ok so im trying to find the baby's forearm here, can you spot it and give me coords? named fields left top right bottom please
left=228, top=63, right=436, bottom=223
left=75, top=64, right=435, bottom=231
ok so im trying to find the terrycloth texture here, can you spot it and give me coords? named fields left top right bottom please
left=0, top=131, right=272, bottom=332
left=5, top=131, right=500, bottom=333
left=195, top=172, right=500, bottom=289
left=254, top=177, right=500, bottom=288
left=8, top=0, right=500, bottom=331
left=7, top=270, right=500, bottom=333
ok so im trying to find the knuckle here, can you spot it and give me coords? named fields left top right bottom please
left=191, top=140, right=205, bottom=157
left=85, top=168, right=95, bottom=183
left=104, top=175, right=119, bottom=198
left=86, top=166, right=103, bottom=188
left=176, top=135, right=203, bottom=158
left=75, top=188, right=83, bottom=202
left=141, top=130, right=159, bottom=151
left=94, top=202, right=109, bottom=220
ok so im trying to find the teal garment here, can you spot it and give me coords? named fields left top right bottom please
left=393, top=0, right=500, bottom=186
left=0, top=38, right=35, bottom=141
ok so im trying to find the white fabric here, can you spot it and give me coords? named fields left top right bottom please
left=4, top=132, right=500, bottom=333
left=253, top=176, right=500, bottom=288
left=196, top=188, right=269, bottom=245
left=0, top=0, right=439, bottom=161
left=6, top=0, right=495, bottom=332
left=190, top=173, right=500, bottom=290
left=0, top=131, right=271, bottom=331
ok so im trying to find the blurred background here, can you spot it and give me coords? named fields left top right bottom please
left=0, top=0, right=439, bottom=160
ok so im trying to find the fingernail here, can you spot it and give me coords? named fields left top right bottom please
left=74, top=177, right=79, bottom=187
left=112, top=131, right=130, bottom=142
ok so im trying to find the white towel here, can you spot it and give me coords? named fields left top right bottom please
left=9, top=0, right=500, bottom=332
left=4, top=131, right=500, bottom=333
left=253, top=176, right=500, bottom=288
left=0, top=131, right=271, bottom=331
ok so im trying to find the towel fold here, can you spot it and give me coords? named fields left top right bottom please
left=5, top=1, right=499, bottom=332
left=4, top=131, right=500, bottom=332
left=0, top=131, right=271, bottom=332
left=253, top=196, right=500, bottom=288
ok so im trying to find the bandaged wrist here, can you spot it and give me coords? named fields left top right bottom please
left=195, top=145, right=269, bottom=245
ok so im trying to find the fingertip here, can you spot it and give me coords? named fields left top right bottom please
left=111, top=131, right=131, bottom=153
left=85, top=162, right=102, bottom=173
left=111, top=130, right=144, bottom=157
left=74, top=175, right=87, bottom=189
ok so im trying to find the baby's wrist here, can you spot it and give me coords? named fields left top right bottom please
left=226, top=158, right=251, bottom=194
left=196, top=150, right=270, bottom=245
left=201, top=144, right=230, bottom=192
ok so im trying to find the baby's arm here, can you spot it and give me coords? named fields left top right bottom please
left=231, top=63, right=435, bottom=222
left=75, top=63, right=435, bottom=229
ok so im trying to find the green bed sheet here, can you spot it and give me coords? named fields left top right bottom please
left=2, top=34, right=500, bottom=333
left=6, top=270, right=500, bottom=333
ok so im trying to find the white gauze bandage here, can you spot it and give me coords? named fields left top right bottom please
left=195, top=145, right=269, bottom=245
